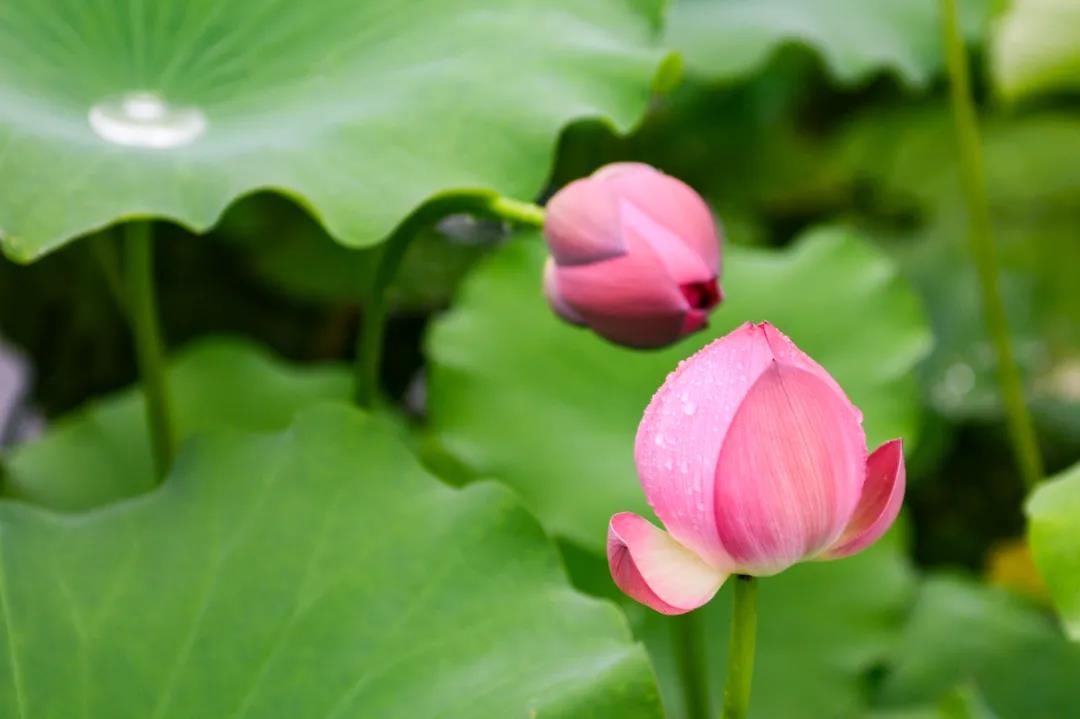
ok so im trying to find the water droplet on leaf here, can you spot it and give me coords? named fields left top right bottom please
left=88, top=91, right=206, bottom=149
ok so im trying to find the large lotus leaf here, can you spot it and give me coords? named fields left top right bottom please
left=0, top=0, right=664, bottom=262
left=876, top=574, right=1080, bottom=718
left=664, top=0, right=991, bottom=87
left=2, top=337, right=349, bottom=511
left=0, top=406, right=661, bottom=718
left=426, top=227, right=931, bottom=552
left=636, top=535, right=915, bottom=718
left=992, top=0, right=1080, bottom=102
left=1026, top=461, right=1080, bottom=640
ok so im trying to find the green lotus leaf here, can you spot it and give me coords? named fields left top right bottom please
left=665, top=0, right=991, bottom=87
left=2, top=337, right=349, bottom=510
left=1026, top=460, right=1080, bottom=640
left=427, top=227, right=931, bottom=552
left=0, top=0, right=664, bottom=262
left=877, top=574, right=1080, bottom=717
left=992, top=0, right=1080, bottom=102
left=0, top=406, right=661, bottom=718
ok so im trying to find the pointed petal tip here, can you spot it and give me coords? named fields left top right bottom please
left=821, top=438, right=906, bottom=560
left=607, top=513, right=726, bottom=615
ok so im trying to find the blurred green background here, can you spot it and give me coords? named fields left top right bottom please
left=1, top=0, right=1078, bottom=716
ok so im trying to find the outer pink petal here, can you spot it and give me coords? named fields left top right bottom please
left=598, top=163, right=721, bottom=275
left=542, top=258, right=586, bottom=325
left=619, top=198, right=715, bottom=287
left=819, top=439, right=906, bottom=559
left=635, top=322, right=777, bottom=566
left=712, top=361, right=867, bottom=575
left=607, top=512, right=727, bottom=615
left=553, top=233, right=691, bottom=349
left=544, top=177, right=625, bottom=266
left=758, top=323, right=863, bottom=424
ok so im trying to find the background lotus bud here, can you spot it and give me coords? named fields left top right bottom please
left=608, top=321, right=906, bottom=615
left=542, top=163, right=723, bottom=349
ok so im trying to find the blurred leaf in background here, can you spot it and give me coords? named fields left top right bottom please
left=876, top=574, right=1080, bottom=718
left=1027, top=460, right=1080, bottom=640
left=666, top=0, right=992, bottom=87
left=991, top=0, right=1080, bottom=102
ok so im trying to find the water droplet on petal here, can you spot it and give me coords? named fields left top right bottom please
left=88, top=91, right=206, bottom=149
left=682, top=400, right=696, bottom=416
left=654, top=433, right=665, bottom=447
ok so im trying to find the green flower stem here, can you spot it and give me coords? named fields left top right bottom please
left=485, top=195, right=547, bottom=228
left=353, top=193, right=545, bottom=407
left=721, top=576, right=758, bottom=719
left=674, top=611, right=710, bottom=719
left=941, top=0, right=1044, bottom=489
left=123, top=221, right=175, bottom=479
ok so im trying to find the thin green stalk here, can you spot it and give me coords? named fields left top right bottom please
left=89, top=232, right=127, bottom=315
left=123, top=222, right=175, bottom=478
left=352, top=193, right=545, bottom=406
left=674, top=611, right=710, bottom=719
left=485, top=195, right=546, bottom=227
left=941, top=0, right=1044, bottom=489
left=721, top=576, right=757, bottom=719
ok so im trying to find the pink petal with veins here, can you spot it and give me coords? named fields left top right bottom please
left=636, top=323, right=865, bottom=573
left=607, top=512, right=727, bottom=615
left=712, top=361, right=867, bottom=575
left=635, top=323, right=778, bottom=566
left=820, top=439, right=906, bottom=559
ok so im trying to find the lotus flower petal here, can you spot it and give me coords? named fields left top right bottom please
left=636, top=323, right=776, bottom=566
left=607, top=512, right=727, bottom=615
left=820, top=439, right=906, bottom=559
left=542, top=258, right=586, bottom=325
left=544, top=177, right=625, bottom=266
left=712, top=361, right=866, bottom=574
left=596, top=162, right=721, bottom=274
left=551, top=234, right=691, bottom=348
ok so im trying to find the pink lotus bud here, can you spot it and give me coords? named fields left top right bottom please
left=608, top=322, right=906, bottom=614
left=542, top=163, right=723, bottom=349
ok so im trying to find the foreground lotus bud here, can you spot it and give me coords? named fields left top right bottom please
left=608, top=322, right=906, bottom=614
left=542, top=163, right=723, bottom=349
